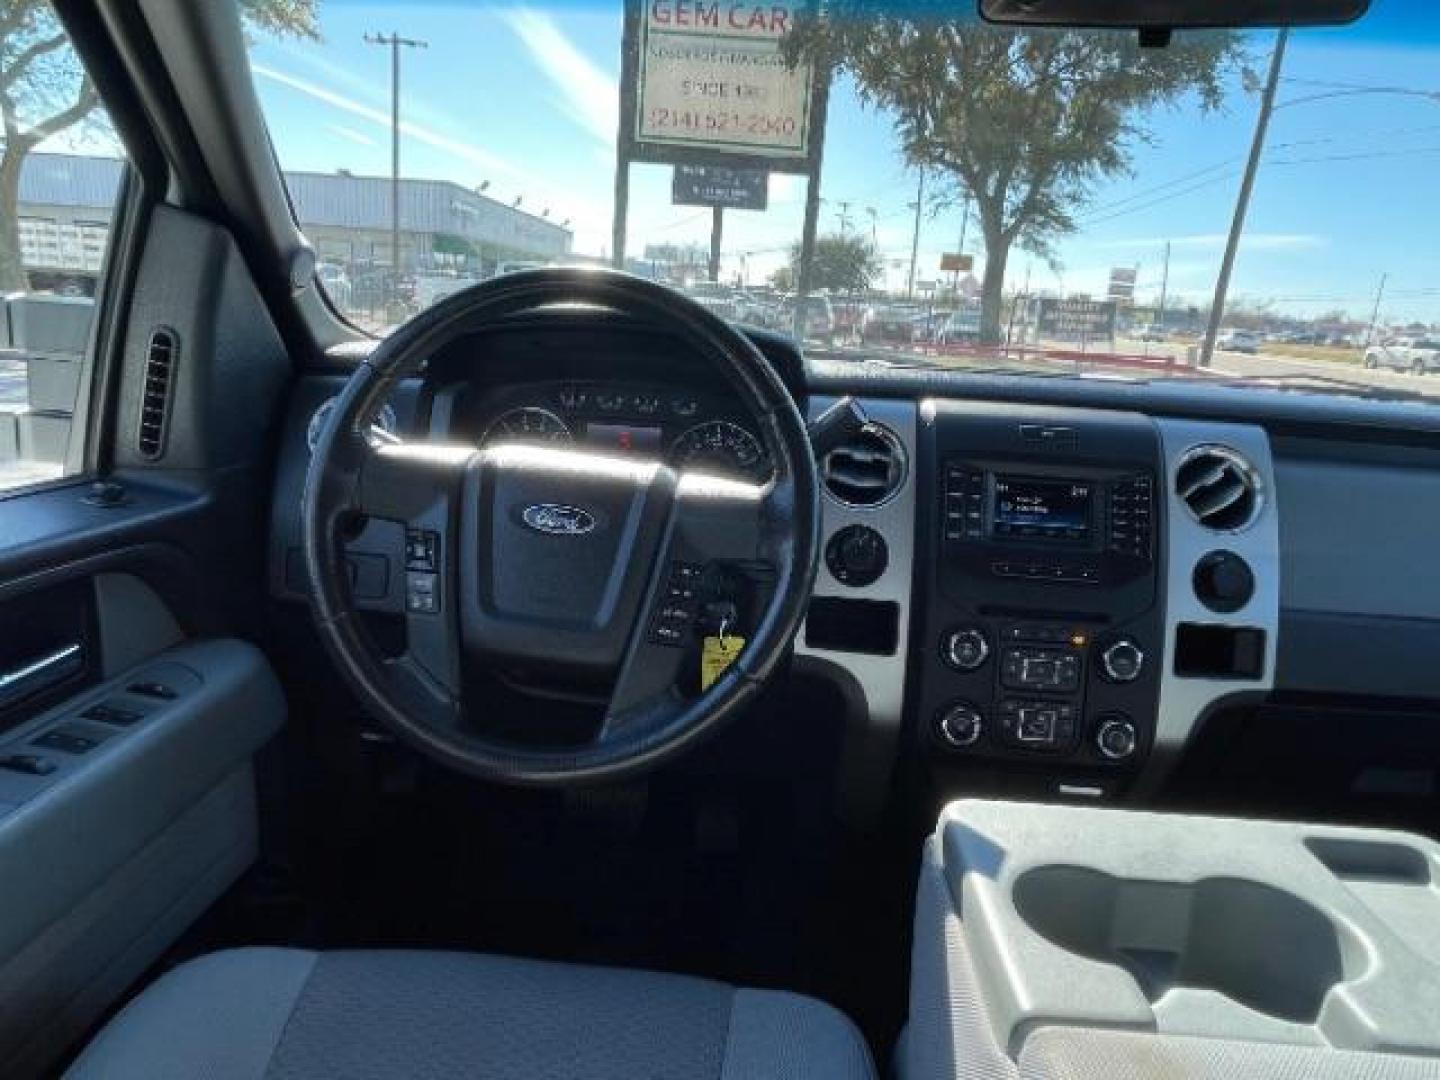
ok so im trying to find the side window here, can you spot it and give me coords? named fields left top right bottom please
left=0, top=2, right=126, bottom=494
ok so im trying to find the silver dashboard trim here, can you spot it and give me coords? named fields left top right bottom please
left=1154, top=419, right=1280, bottom=759
left=795, top=396, right=918, bottom=734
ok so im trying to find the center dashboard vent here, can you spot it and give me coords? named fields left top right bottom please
left=822, top=424, right=906, bottom=507
left=1175, top=445, right=1262, bottom=531
left=137, top=328, right=178, bottom=460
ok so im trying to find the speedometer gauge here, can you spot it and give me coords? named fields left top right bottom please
left=669, top=420, right=768, bottom=481
left=483, top=406, right=574, bottom=446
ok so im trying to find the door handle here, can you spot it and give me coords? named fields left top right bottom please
left=0, top=643, right=84, bottom=710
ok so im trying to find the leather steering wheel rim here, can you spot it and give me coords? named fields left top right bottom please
left=302, top=268, right=820, bottom=786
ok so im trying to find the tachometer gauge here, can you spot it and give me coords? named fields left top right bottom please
left=669, top=420, right=768, bottom=481
left=483, top=406, right=574, bottom=446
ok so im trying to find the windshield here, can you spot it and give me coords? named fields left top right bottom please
left=243, top=0, right=1439, bottom=401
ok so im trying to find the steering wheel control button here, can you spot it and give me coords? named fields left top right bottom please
left=825, top=525, right=888, bottom=587
left=1100, top=638, right=1145, bottom=683
left=0, top=753, right=57, bottom=776
left=936, top=703, right=983, bottom=749
left=405, top=529, right=439, bottom=572
left=997, top=700, right=1077, bottom=750
left=1096, top=715, right=1140, bottom=761
left=1193, top=549, right=1255, bottom=613
left=941, top=627, right=990, bottom=672
left=405, top=572, right=439, bottom=614
left=649, top=562, right=704, bottom=646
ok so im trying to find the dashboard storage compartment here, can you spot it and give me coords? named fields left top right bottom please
left=900, top=799, right=1440, bottom=1080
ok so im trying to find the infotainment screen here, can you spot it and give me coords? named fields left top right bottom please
left=992, top=476, right=1093, bottom=541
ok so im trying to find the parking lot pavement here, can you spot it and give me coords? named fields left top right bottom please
left=1111, top=338, right=1440, bottom=400
left=826, top=336, right=1440, bottom=400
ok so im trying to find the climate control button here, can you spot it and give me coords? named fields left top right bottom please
left=936, top=703, right=984, bottom=748
left=1100, top=638, right=1145, bottom=683
left=941, top=627, right=991, bottom=672
left=1095, top=715, right=1140, bottom=761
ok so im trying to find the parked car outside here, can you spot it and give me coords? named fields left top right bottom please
left=864, top=304, right=922, bottom=344
left=1364, top=338, right=1440, bottom=374
left=1217, top=328, right=1262, bottom=354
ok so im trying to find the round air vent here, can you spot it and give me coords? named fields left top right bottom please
left=1175, top=445, right=1262, bottom=532
left=821, top=423, right=907, bottom=507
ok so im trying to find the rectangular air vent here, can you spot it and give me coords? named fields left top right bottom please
left=137, top=328, right=177, bottom=460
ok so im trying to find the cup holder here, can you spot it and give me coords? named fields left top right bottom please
left=1012, top=866, right=1364, bottom=1022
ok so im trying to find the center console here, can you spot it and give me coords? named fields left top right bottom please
left=915, top=401, right=1163, bottom=779
left=902, top=799, right=1440, bottom=1080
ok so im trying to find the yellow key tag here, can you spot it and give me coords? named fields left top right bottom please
left=700, top=635, right=746, bottom=691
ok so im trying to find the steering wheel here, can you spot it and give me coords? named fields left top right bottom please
left=302, top=268, right=820, bottom=786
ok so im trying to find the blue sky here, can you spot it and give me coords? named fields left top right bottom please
left=247, top=0, right=1440, bottom=322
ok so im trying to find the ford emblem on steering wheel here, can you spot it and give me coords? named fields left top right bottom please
left=521, top=503, right=597, bottom=536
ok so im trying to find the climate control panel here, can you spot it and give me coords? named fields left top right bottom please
left=916, top=400, right=1164, bottom=780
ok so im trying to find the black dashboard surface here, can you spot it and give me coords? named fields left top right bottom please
left=275, top=316, right=1440, bottom=713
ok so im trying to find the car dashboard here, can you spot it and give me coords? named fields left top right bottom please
left=268, top=309, right=1440, bottom=809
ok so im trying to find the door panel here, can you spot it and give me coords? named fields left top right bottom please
left=0, top=202, right=294, bottom=1076
left=0, top=638, right=283, bottom=1076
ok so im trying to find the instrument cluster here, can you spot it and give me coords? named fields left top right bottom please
left=475, top=382, right=771, bottom=482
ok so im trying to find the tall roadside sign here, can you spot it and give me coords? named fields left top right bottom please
left=614, top=1, right=829, bottom=311
left=673, top=165, right=771, bottom=281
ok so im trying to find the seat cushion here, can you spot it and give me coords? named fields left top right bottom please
left=65, top=947, right=876, bottom=1080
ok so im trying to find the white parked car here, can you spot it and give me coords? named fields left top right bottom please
left=1217, top=329, right=1261, bottom=354
left=1364, top=338, right=1440, bottom=374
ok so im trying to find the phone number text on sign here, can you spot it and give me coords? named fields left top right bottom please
left=636, top=1, right=813, bottom=157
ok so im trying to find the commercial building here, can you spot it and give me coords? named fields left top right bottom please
left=14, top=153, right=573, bottom=286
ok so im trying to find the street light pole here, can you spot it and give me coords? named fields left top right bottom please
left=365, top=31, right=427, bottom=312
left=955, top=191, right=971, bottom=298
left=1200, top=28, right=1288, bottom=367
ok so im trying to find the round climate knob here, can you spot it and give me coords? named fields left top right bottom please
left=937, top=703, right=983, bottom=748
left=942, top=627, right=990, bottom=672
left=1100, top=638, right=1144, bottom=683
left=1096, top=715, right=1139, bottom=761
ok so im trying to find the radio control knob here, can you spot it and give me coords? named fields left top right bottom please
left=1100, top=638, right=1144, bottom=683
left=937, top=703, right=983, bottom=748
left=1096, top=715, right=1139, bottom=761
left=942, top=627, right=990, bottom=672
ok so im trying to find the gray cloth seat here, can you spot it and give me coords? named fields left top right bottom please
left=65, top=947, right=876, bottom=1080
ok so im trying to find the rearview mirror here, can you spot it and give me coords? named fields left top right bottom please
left=979, top=0, right=1370, bottom=30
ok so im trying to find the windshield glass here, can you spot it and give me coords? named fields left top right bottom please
left=244, top=0, right=1439, bottom=401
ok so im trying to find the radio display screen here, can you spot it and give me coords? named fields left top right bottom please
left=992, top=476, right=1093, bottom=541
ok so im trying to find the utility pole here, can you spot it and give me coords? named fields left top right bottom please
left=1201, top=28, right=1288, bottom=367
left=907, top=170, right=924, bottom=300
left=866, top=207, right=878, bottom=249
left=1366, top=272, right=1388, bottom=347
left=835, top=200, right=853, bottom=235
left=709, top=206, right=723, bottom=283
left=1157, top=240, right=1171, bottom=331
left=365, top=31, right=427, bottom=315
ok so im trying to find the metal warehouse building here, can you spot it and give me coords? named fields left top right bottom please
left=15, top=153, right=572, bottom=279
